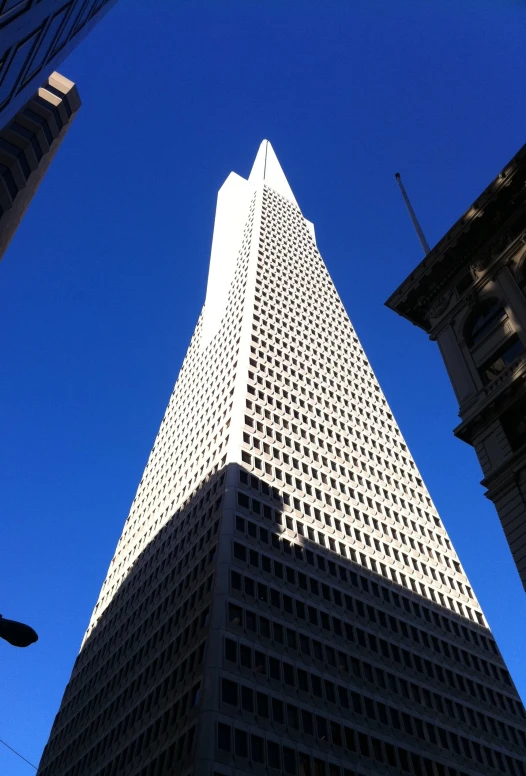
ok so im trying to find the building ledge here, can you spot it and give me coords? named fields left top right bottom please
left=454, top=355, right=526, bottom=443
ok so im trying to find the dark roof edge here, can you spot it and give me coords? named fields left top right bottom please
left=386, top=143, right=526, bottom=314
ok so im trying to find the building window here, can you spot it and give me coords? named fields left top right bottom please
left=217, top=723, right=231, bottom=752
left=251, top=735, right=265, bottom=763
left=221, top=678, right=237, bottom=705
left=479, top=335, right=524, bottom=385
left=501, top=396, right=526, bottom=452
left=234, top=729, right=248, bottom=758
left=267, top=740, right=281, bottom=769
left=465, top=299, right=506, bottom=347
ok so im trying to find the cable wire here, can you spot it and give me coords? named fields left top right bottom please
left=0, top=738, right=37, bottom=769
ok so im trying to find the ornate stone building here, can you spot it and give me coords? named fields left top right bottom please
left=387, top=144, right=526, bottom=591
left=38, top=142, right=526, bottom=776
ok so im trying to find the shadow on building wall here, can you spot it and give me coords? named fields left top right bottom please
left=38, top=463, right=525, bottom=776
left=38, top=463, right=230, bottom=776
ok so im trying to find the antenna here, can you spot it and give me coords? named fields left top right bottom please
left=395, top=172, right=430, bottom=255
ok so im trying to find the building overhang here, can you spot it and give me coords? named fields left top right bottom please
left=385, top=144, right=526, bottom=332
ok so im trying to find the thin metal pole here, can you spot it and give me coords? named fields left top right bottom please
left=395, top=172, right=430, bottom=255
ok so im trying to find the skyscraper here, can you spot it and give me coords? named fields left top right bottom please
left=0, top=0, right=117, bottom=127
left=38, top=141, right=526, bottom=776
left=386, top=146, right=526, bottom=592
left=0, top=71, right=80, bottom=261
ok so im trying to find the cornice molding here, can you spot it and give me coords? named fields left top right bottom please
left=386, top=144, right=526, bottom=330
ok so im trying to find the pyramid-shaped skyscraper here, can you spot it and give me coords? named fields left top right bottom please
left=38, top=142, right=526, bottom=776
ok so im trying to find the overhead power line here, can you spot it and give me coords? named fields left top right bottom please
left=0, top=738, right=37, bottom=769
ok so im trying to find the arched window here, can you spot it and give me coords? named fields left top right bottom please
left=479, top=335, right=525, bottom=385
left=464, top=299, right=507, bottom=347
left=464, top=299, right=525, bottom=385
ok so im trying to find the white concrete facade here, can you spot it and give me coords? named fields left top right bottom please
left=38, top=142, right=526, bottom=776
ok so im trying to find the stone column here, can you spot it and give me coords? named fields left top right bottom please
left=435, top=324, right=478, bottom=404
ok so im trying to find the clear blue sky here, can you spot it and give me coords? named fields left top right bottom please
left=1, top=1, right=525, bottom=771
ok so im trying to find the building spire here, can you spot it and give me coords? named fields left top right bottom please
left=249, top=139, right=298, bottom=206
left=395, top=172, right=430, bottom=255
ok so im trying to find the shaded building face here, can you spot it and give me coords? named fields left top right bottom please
left=0, top=70, right=80, bottom=261
left=386, top=146, right=526, bottom=592
left=0, top=0, right=117, bottom=127
left=38, top=142, right=526, bottom=776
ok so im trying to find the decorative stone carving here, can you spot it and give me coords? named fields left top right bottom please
left=470, top=256, right=491, bottom=277
left=464, top=291, right=478, bottom=309
left=427, top=289, right=454, bottom=321
left=471, top=230, right=516, bottom=277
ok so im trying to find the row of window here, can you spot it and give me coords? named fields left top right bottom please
left=247, top=326, right=375, bottom=408
left=252, top=300, right=360, bottom=377
left=101, top=496, right=222, bottom=640
left=59, top=720, right=196, bottom=776
left=238, top=485, right=471, bottom=609
left=51, top=586, right=211, bottom=753
left=237, top=485, right=479, bottom=625
left=74, top=528, right=215, bottom=688
left=227, top=577, right=521, bottom=721
left=252, top=297, right=369, bottom=380
left=97, top=468, right=223, bottom=650
left=248, top=332, right=391, bottom=446
left=241, top=418, right=449, bottom=552
left=228, top=583, right=523, bottom=740
left=254, top=246, right=422, bottom=460
left=239, top=467, right=453, bottom=575
left=230, top=552, right=506, bottom=688
left=215, top=719, right=475, bottom=776
left=132, top=724, right=197, bottom=776
left=235, top=493, right=488, bottom=644
left=225, top=597, right=524, bottom=749
left=244, top=368, right=423, bottom=499
left=43, top=643, right=202, bottom=776
left=139, top=316, right=236, bottom=519
left=247, top=351, right=411, bottom=474
left=0, top=97, right=55, bottom=189
left=248, top=316, right=391, bottom=442
left=252, top=284, right=374, bottom=405
left=104, top=454, right=224, bottom=612
left=242, top=431, right=429, bottom=524
left=168, top=354, right=235, bottom=432
left=237, top=475, right=444, bottom=570
left=250, top=201, right=483, bottom=616
left=245, top=383, right=415, bottom=496
left=219, top=674, right=524, bottom=772
left=76, top=495, right=221, bottom=679
left=149, top=231, right=244, bottom=469
left=58, top=555, right=215, bottom=729
left=246, top=362, right=410, bottom=500
left=235, top=501, right=476, bottom=640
